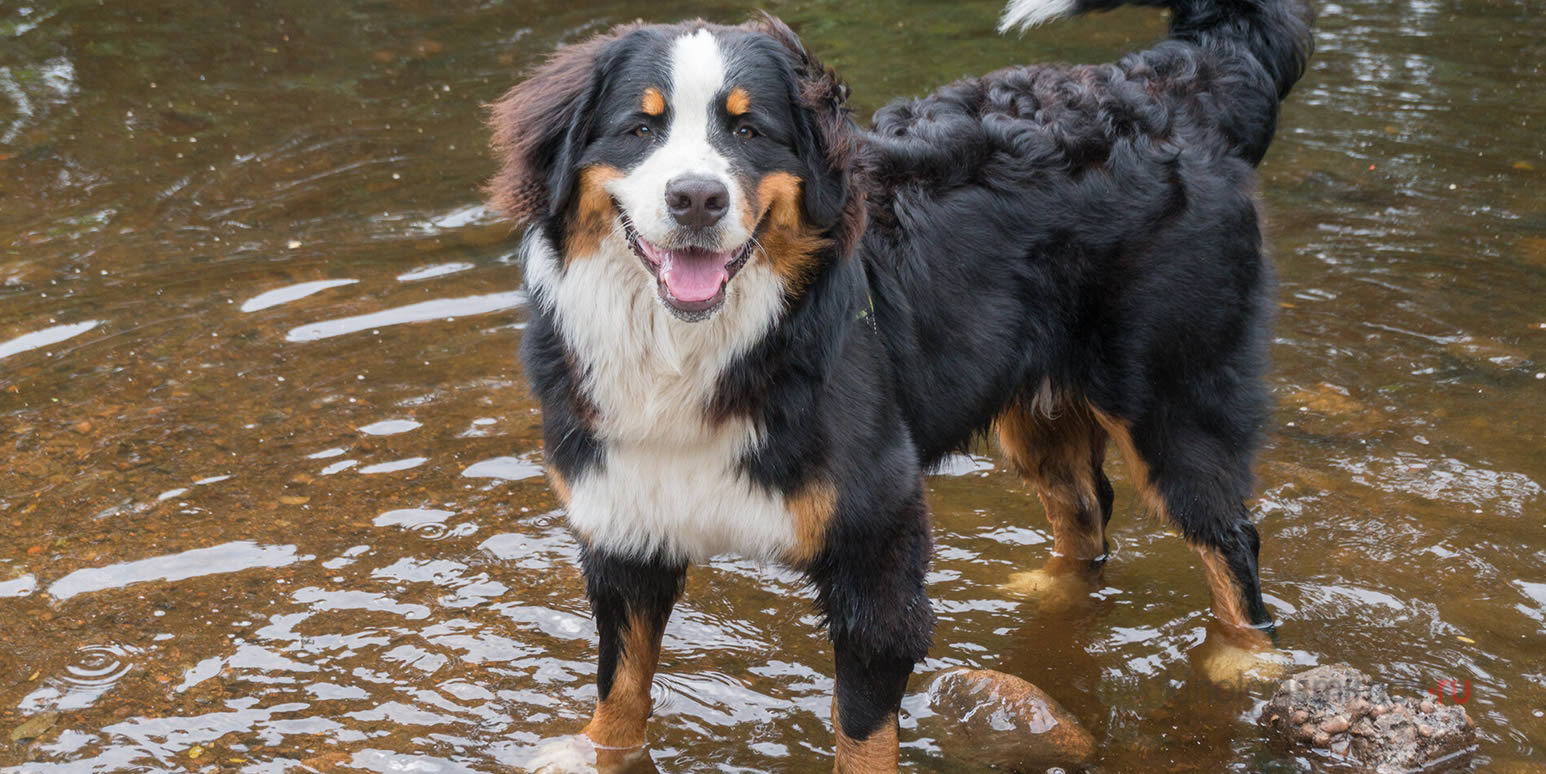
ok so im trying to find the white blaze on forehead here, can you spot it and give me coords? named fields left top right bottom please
left=666, top=28, right=726, bottom=157
left=607, top=28, right=752, bottom=248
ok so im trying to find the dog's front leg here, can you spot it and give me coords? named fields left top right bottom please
left=812, top=493, right=935, bottom=773
left=579, top=546, right=686, bottom=752
left=829, top=636, right=915, bottom=773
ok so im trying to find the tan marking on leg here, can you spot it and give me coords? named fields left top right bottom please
left=726, top=86, right=751, bottom=116
left=584, top=616, right=664, bottom=750
left=1089, top=409, right=1272, bottom=649
left=747, top=171, right=829, bottom=294
left=547, top=469, right=571, bottom=505
left=1193, top=544, right=1274, bottom=649
left=832, top=703, right=899, bottom=774
left=995, top=402, right=1108, bottom=559
left=1090, top=408, right=1169, bottom=518
left=785, top=479, right=837, bottom=563
left=565, top=165, right=622, bottom=260
left=641, top=87, right=665, bottom=117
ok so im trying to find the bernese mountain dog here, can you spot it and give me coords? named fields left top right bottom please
left=488, top=0, right=1313, bottom=768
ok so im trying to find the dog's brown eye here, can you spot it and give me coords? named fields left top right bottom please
left=735, top=125, right=758, bottom=140
left=633, top=124, right=653, bottom=137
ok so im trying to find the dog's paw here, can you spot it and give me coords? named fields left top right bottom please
left=999, top=558, right=1100, bottom=611
left=525, top=735, right=598, bottom=774
left=1190, top=625, right=1290, bottom=686
left=524, top=734, right=655, bottom=774
left=1001, top=567, right=1072, bottom=597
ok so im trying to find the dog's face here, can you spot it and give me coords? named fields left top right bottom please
left=489, top=19, right=855, bottom=322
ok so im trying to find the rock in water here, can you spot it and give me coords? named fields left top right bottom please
left=9, top=711, right=58, bottom=744
left=1259, top=664, right=1476, bottom=773
left=926, top=668, right=1096, bottom=769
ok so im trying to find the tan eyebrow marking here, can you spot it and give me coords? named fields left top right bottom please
left=726, top=87, right=751, bottom=116
left=641, top=87, right=665, bottom=116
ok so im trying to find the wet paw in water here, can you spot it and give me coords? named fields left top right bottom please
left=526, top=734, right=657, bottom=774
left=1189, top=621, right=1292, bottom=686
left=998, top=555, right=1104, bottom=612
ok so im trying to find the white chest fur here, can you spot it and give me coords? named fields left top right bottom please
left=523, top=233, right=797, bottom=562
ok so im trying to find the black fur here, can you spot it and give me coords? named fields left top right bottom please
left=581, top=547, right=686, bottom=703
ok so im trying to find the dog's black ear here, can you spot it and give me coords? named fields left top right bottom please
left=794, top=105, right=850, bottom=232
left=748, top=14, right=863, bottom=247
left=488, top=30, right=627, bottom=225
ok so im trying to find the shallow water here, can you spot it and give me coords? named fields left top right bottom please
left=2, top=0, right=1543, bottom=771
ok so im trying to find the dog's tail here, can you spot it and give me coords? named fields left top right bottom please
left=1000, top=0, right=1313, bottom=164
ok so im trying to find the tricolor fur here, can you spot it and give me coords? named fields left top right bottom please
left=489, top=0, right=1313, bottom=769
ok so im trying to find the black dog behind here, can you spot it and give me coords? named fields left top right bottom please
left=490, top=0, right=1312, bottom=769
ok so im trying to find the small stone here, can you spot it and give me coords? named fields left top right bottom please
left=300, top=751, right=351, bottom=771
left=1418, top=724, right=1434, bottom=738
left=1313, top=731, right=1331, bottom=747
left=1291, top=709, right=1309, bottom=724
left=1321, top=715, right=1350, bottom=735
left=9, top=712, right=58, bottom=743
left=1420, top=700, right=1436, bottom=714
left=278, top=496, right=310, bottom=506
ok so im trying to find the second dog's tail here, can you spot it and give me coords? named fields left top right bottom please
left=1000, top=0, right=1313, bottom=164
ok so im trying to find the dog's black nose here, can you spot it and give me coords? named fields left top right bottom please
left=665, top=176, right=729, bottom=228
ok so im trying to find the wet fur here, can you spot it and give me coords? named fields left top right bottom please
left=490, top=0, right=1312, bottom=765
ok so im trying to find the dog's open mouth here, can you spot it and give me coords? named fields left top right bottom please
left=620, top=213, right=754, bottom=321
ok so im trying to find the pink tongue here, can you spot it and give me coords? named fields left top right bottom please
left=662, top=249, right=731, bottom=303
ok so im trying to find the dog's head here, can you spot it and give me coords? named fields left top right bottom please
left=488, top=17, right=860, bottom=322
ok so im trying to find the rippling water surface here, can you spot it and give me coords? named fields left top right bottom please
left=2, top=0, right=1543, bottom=771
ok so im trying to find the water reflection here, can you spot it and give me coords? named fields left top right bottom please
left=462, top=454, right=542, bottom=482
left=0, top=320, right=99, bottom=361
left=239, top=279, right=358, bottom=313
left=284, top=290, right=525, bottom=342
left=399, top=262, right=476, bottom=282
left=0, top=575, right=37, bottom=598
left=47, top=543, right=304, bottom=601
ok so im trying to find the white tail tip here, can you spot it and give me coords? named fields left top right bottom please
left=998, top=0, right=1079, bottom=33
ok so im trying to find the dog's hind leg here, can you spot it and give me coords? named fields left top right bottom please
left=579, top=547, right=686, bottom=753
left=1091, top=403, right=1282, bottom=682
left=995, top=398, right=1113, bottom=562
